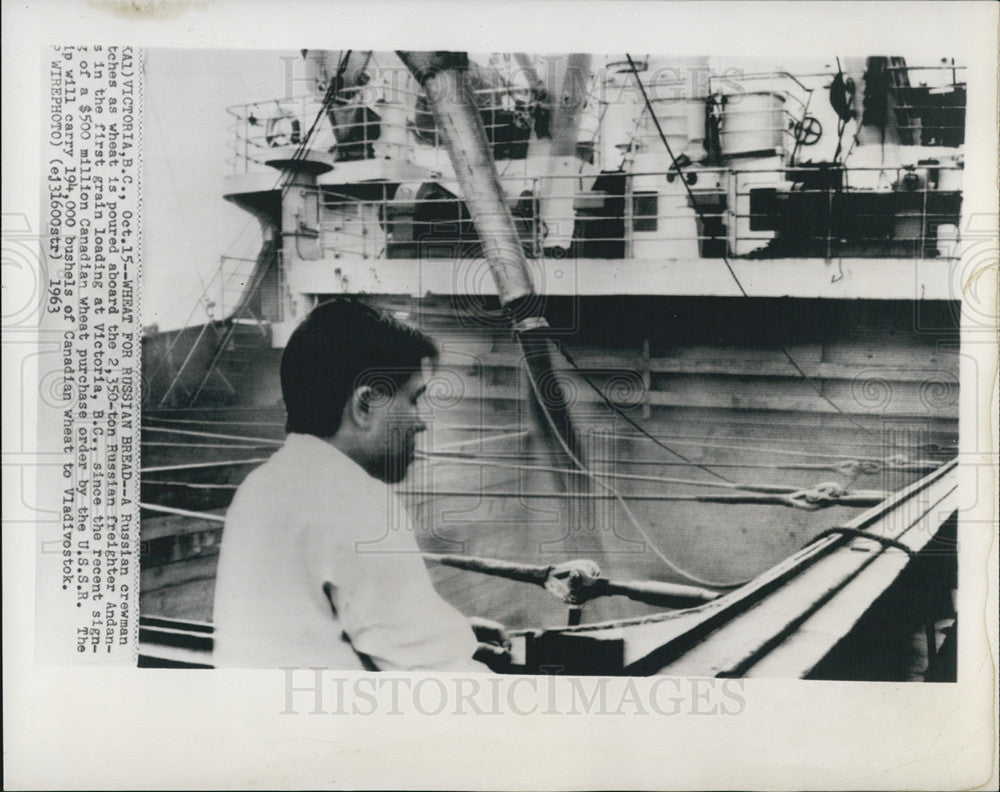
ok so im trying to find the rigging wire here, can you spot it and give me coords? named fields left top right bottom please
left=206, top=50, right=357, bottom=319
left=274, top=49, right=355, bottom=201
left=138, top=416, right=286, bottom=428
left=141, top=441, right=276, bottom=450
left=517, top=330, right=749, bottom=590
left=420, top=449, right=941, bottom=475
left=414, top=450, right=865, bottom=495
left=621, top=53, right=879, bottom=439
left=148, top=52, right=359, bottom=405
left=141, top=458, right=270, bottom=475
left=554, top=340, right=734, bottom=483
left=138, top=413, right=955, bottom=446
left=831, top=59, right=851, bottom=165
left=141, top=425, right=282, bottom=445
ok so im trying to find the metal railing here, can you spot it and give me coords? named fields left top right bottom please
left=225, top=85, right=802, bottom=176
left=224, top=62, right=965, bottom=175
left=218, top=255, right=258, bottom=317
left=295, top=164, right=962, bottom=263
left=226, top=82, right=540, bottom=174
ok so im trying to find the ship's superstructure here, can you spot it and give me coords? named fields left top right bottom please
left=144, top=52, right=965, bottom=405
left=139, top=52, right=964, bottom=678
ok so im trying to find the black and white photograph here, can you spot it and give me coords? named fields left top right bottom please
left=4, top=2, right=998, bottom=790
left=138, top=46, right=966, bottom=679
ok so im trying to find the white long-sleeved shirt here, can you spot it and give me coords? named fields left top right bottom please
left=212, top=433, right=485, bottom=670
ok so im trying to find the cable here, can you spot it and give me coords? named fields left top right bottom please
left=420, top=448, right=943, bottom=476
left=517, top=330, right=749, bottom=590
left=554, top=339, right=734, bottom=484
left=415, top=450, right=824, bottom=494
left=135, top=417, right=285, bottom=428
left=832, top=117, right=848, bottom=164
left=274, top=50, right=354, bottom=201
left=623, top=53, right=879, bottom=438
left=141, top=441, right=275, bottom=450
left=150, top=52, right=359, bottom=407
left=424, top=421, right=957, bottom=446
left=141, top=425, right=282, bottom=445
left=141, top=458, right=270, bottom=475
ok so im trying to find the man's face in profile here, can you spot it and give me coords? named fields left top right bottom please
left=364, top=365, right=430, bottom=484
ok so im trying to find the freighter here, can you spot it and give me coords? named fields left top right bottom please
left=139, top=51, right=963, bottom=678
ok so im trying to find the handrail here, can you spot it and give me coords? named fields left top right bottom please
left=221, top=55, right=967, bottom=174
left=301, top=163, right=964, bottom=263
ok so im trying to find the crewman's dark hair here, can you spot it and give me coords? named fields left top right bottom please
left=280, top=300, right=438, bottom=437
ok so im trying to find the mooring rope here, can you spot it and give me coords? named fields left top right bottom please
left=517, top=331, right=750, bottom=590
left=423, top=423, right=947, bottom=465
left=806, top=526, right=917, bottom=555
left=136, top=500, right=724, bottom=609
left=423, top=553, right=721, bottom=608
left=414, top=450, right=874, bottom=497
left=398, top=487, right=886, bottom=509
left=437, top=423, right=956, bottom=450
left=141, top=458, right=270, bottom=474
left=419, top=448, right=943, bottom=475
left=142, top=425, right=283, bottom=445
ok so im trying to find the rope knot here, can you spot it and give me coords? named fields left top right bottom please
left=785, top=481, right=848, bottom=510
left=836, top=459, right=860, bottom=476
left=811, top=481, right=847, bottom=498
left=837, top=459, right=882, bottom=476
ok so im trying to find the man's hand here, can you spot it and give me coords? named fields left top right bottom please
left=469, top=616, right=511, bottom=672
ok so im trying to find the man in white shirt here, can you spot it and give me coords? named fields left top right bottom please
left=213, top=300, right=508, bottom=671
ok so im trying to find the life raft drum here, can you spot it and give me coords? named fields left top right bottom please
left=712, top=92, right=789, bottom=257
left=718, top=90, right=787, bottom=158
left=642, top=56, right=711, bottom=163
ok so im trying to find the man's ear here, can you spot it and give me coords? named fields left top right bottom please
left=346, top=385, right=374, bottom=430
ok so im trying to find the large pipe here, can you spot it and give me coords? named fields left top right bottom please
left=396, top=50, right=585, bottom=471
left=396, top=51, right=536, bottom=308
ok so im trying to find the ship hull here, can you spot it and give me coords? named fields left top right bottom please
left=140, top=294, right=959, bottom=632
